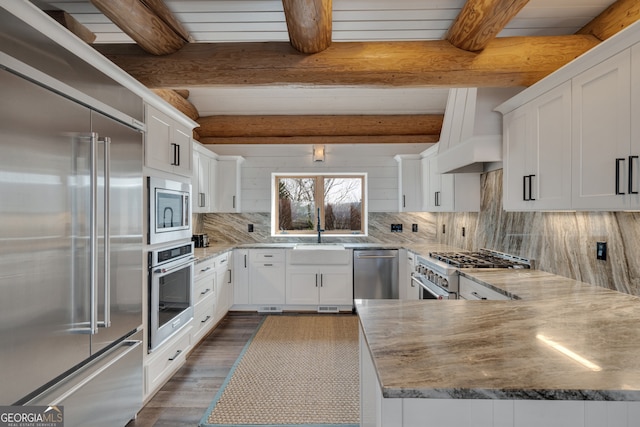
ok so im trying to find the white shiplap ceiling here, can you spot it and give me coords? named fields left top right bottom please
left=38, top=0, right=615, bottom=116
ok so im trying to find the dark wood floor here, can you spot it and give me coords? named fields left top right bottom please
left=128, top=313, right=265, bottom=427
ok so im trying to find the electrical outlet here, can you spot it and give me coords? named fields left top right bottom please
left=391, top=224, right=403, bottom=232
left=248, top=224, right=254, bottom=232
left=412, top=224, right=418, bottom=232
left=442, top=224, right=446, bottom=234
left=596, top=241, right=607, bottom=260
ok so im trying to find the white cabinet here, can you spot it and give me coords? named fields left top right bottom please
left=458, top=276, right=510, bottom=301
left=285, top=249, right=353, bottom=309
left=400, top=250, right=419, bottom=300
left=214, top=251, right=233, bottom=323
left=192, top=143, right=216, bottom=213
left=503, top=81, right=572, bottom=211
left=216, top=156, right=244, bottom=213
left=286, top=267, right=353, bottom=307
left=144, top=322, right=192, bottom=399
left=249, top=249, right=286, bottom=306
left=395, top=155, right=422, bottom=212
left=191, top=257, right=217, bottom=345
left=571, top=49, right=636, bottom=210
left=233, top=249, right=250, bottom=306
left=422, top=154, right=480, bottom=212
left=145, top=104, right=192, bottom=177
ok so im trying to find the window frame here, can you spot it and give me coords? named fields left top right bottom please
left=271, top=173, right=368, bottom=237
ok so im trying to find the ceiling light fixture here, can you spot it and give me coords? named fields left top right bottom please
left=313, top=145, right=325, bottom=162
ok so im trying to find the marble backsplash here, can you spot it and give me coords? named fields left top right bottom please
left=196, top=211, right=438, bottom=245
left=197, top=169, right=640, bottom=296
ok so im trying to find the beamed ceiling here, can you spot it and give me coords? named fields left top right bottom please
left=34, top=0, right=640, bottom=145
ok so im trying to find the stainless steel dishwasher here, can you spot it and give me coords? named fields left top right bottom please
left=353, top=249, right=399, bottom=300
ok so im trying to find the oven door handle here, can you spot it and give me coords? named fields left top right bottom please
left=412, top=276, right=451, bottom=300
left=154, top=257, right=195, bottom=274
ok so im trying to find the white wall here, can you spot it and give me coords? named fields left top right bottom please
left=210, top=143, right=431, bottom=213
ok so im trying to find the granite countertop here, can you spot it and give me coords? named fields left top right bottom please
left=356, top=270, right=640, bottom=401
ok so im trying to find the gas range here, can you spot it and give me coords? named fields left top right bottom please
left=412, top=249, right=532, bottom=300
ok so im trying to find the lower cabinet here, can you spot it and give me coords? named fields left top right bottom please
left=214, top=251, right=233, bottom=322
left=144, top=323, right=193, bottom=400
left=286, top=267, right=353, bottom=307
left=249, top=249, right=286, bottom=306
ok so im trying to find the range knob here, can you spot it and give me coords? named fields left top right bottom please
left=441, top=278, right=449, bottom=288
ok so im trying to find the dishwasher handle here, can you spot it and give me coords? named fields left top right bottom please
left=356, top=255, right=397, bottom=259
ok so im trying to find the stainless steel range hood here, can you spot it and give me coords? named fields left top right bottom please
left=435, top=87, right=523, bottom=174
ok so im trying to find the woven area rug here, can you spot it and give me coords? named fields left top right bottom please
left=199, top=314, right=360, bottom=427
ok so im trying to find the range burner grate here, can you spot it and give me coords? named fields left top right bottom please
left=428, top=250, right=531, bottom=269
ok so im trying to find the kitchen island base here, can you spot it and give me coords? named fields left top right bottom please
left=360, top=327, right=640, bottom=427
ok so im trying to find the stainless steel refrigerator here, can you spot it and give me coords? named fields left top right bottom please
left=0, top=64, right=143, bottom=426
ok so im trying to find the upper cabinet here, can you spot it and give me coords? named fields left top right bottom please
left=503, top=81, right=572, bottom=211
left=497, top=22, right=640, bottom=211
left=192, top=142, right=216, bottom=213
left=216, top=156, right=244, bottom=213
left=571, top=49, right=636, bottom=210
left=395, top=155, right=422, bottom=212
left=145, top=104, right=193, bottom=177
left=422, top=152, right=480, bottom=213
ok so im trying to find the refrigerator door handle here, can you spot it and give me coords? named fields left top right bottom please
left=89, top=132, right=99, bottom=335
left=98, top=137, right=111, bottom=328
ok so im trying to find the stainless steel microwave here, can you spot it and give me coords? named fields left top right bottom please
left=148, top=177, right=191, bottom=245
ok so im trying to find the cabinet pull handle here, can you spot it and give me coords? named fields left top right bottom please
left=402, top=195, right=406, bottom=208
left=232, top=195, right=236, bottom=209
left=228, top=269, right=232, bottom=284
left=200, top=288, right=211, bottom=296
left=522, top=175, right=528, bottom=201
left=264, top=263, right=273, bottom=267
left=171, top=143, right=179, bottom=166
left=244, top=254, right=247, bottom=268
left=629, top=156, right=638, bottom=195
left=199, top=192, right=205, bottom=207
left=528, top=175, right=536, bottom=201
left=168, top=349, right=182, bottom=361
left=616, top=158, right=626, bottom=195
left=315, top=273, right=318, bottom=287
left=201, top=315, right=211, bottom=324
left=200, top=266, right=212, bottom=272
left=320, top=273, right=323, bottom=287
left=471, top=292, right=488, bottom=300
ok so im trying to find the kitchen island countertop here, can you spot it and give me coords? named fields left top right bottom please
left=356, top=269, right=640, bottom=401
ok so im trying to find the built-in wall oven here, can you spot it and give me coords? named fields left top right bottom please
left=147, top=176, right=191, bottom=245
left=148, top=242, right=194, bottom=352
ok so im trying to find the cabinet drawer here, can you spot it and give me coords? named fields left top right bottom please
left=459, top=276, right=510, bottom=301
left=193, top=293, right=216, bottom=343
left=145, top=324, right=192, bottom=395
left=194, top=275, right=215, bottom=306
left=250, top=249, right=285, bottom=263
left=215, top=252, right=230, bottom=268
left=194, top=258, right=216, bottom=281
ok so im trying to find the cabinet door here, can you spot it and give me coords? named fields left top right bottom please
left=145, top=106, right=173, bottom=173
left=233, top=249, right=249, bottom=305
left=250, top=263, right=285, bottom=305
left=318, top=270, right=352, bottom=305
left=572, top=50, right=631, bottom=210
left=503, top=105, right=532, bottom=210
left=631, top=43, right=640, bottom=208
left=215, top=254, right=231, bottom=321
left=398, top=157, right=422, bottom=212
left=192, top=150, right=211, bottom=213
left=530, top=82, right=572, bottom=210
left=286, top=269, right=319, bottom=305
left=216, top=159, right=240, bottom=212
left=427, top=156, right=441, bottom=211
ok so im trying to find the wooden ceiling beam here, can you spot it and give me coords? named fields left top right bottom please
left=197, top=114, right=443, bottom=138
left=151, top=89, right=199, bottom=121
left=577, top=0, right=640, bottom=41
left=45, top=10, right=96, bottom=44
left=96, top=35, right=599, bottom=88
left=282, top=0, right=332, bottom=53
left=90, top=0, right=191, bottom=55
left=199, top=135, right=440, bottom=145
left=447, top=0, right=530, bottom=52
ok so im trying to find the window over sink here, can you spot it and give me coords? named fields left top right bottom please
left=272, top=173, right=367, bottom=237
